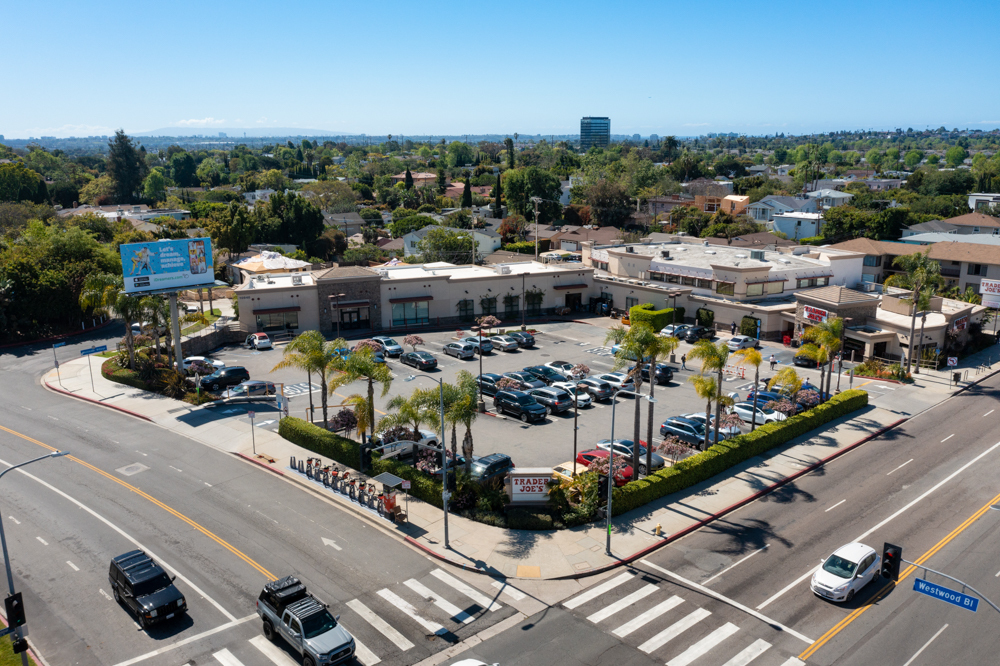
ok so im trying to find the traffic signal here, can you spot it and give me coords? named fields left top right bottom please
left=11, top=638, right=28, bottom=654
left=597, top=474, right=610, bottom=499
left=881, top=543, right=902, bottom=581
left=4, top=592, right=25, bottom=628
left=359, top=445, right=371, bottom=473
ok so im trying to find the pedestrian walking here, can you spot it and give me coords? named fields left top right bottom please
left=769, top=354, right=777, bottom=371
left=731, top=321, right=738, bottom=335
left=681, top=353, right=688, bottom=370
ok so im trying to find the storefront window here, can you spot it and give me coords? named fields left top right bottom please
left=256, top=312, right=298, bottom=331
left=766, top=281, right=784, bottom=295
left=504, top=296, right=519, bottom=318
left=746, top=283, right=764, bottom=297
left=480, top=297, right=497, bottom=315
left=392, top=301, right=429, bottom=327
left=716, top=282, right=735, bottom=296
left=457, top=299, right=474, bottom=322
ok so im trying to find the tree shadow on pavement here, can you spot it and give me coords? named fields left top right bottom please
left=494, top=528, right=555, bottom=560
left=694, top=517, right=793, bottom=555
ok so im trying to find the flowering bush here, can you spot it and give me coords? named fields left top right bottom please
left=656, top=435, right=690, bottom=464
left=331, top=408, right=357, bottom=434
left=403, top=334, right=424, bottom=351
left=571, top=363, right=590, bottom=378
left=353, top=339, right=382, bottom=353
left=588, top=454, right=628, bottom=479
left=796, top=389, right=820, bottom=407
left=495, top=377, right=520, bottom=391
left=719, top=412, right=744, bottom=430
left=476, top=315, right=501, bottom=334
left=764, top=399, right=797, bottom=417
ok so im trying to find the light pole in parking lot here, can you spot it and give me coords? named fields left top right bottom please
left=404, top=374, right=450, bottom=549
left=606, top=390, right=655, bottom=555
left=0, top=450, right=69, bottom=663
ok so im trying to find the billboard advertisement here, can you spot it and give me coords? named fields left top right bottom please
left=120, top=238, right=213, bottom=294
left=980, top=278, right=1000, bottom=309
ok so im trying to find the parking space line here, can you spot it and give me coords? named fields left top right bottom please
left=941, top=434, right=954, bottom=443
left=985, top=410, right=995, bottom=417
left=886, top=459, right=913, bottom=475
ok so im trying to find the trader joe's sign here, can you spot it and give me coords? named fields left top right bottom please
left=804, top=305, right=828, bottom=323
left=507, top=468, right=553, bottom=504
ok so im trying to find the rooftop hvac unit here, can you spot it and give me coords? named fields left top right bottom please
left=291, top=275, right=303, bottom=285
left=627, top=279, right=638, bottom=285
left=750, top=250, right=766, bottom=261
left=735, top=253, right=748, bottom=259
left=704, top=250, right=716, bottom=254
left=626, top=246, right=635, bottom=253
left=660, top=250, right=671, bottom=259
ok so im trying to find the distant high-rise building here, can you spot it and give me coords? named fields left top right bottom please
left=632, top=134, right=641, bottom=141
left=649, top=134, right=659, bottom=143
left=219, top=132, right=227, bottom=138
left=580, top=117, right=610, bottom=151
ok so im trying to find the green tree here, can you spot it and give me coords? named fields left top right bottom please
left=502, top=167, right=562, bottom=223
left=504, top=137, right=515, bottom=169
left=404, top=167, right=414, bottom=190
left=79, top=273, right=145, bottom=370
left=106, top=129, right=148, bottom=204
left=945, top=145, right=969, bottom=167
left=301, top=180, right=359, bottom=213
left=605, top=324, right=646, bottom=482
left=688, top=340, right=731, bottom=448
left=904, top=150, right=924, bottom=168
left=446, top=142, right=474, bottom=168
left=461, top=178, right=472, bottom=208
left=330, top=344, right=393, bottom=442
left=0, top=162, right=47, bottom=203
left=170, top=152, right=198, bottom=188
left=143, top=167, right=167, bottom=202
left=436, top=167, right=447, bottom=194
left=272, top=331, right=342, bottom=428
left=140, top=295, right=169, bottom=363
left=206, top=202, right=256, bottom=254
left=803, top=316, right=844, bottom=399
left=884, top=253, right=941, bottom=373
left=586, top=179, right=633, bottom=227
left=418, top=227, right=474, bottom=263
left=732, top=348, right=763, bottom=430
left=688, top=374, right=718, bottom=451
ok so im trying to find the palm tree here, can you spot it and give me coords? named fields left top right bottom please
left=796, top=342, right=830, bottom=398
left=768, top=366, right=803, bottom=402
left=641, top=329, right=679, bottom=474
left=733, top=348, right=763, bottom=431
left=271, top=331, right=341, bottom=428
left=381, top=391, right=438, bottom=440
left=330, top=345, right=393, bottom=442
left=79, top=273, right=145, bottom=370
left=343, top=394, right=373, bottom=441
left=141, top=295, right=170, bottom=363
left=801, top=316, right=843, bottom=400
left=606, top=323, right=649, bottom=482
left=688, top=340, right=731, bottom=446
left=689, top=374, right=718, bottom=450
left=911, top=287, right=936, bottom=375
left=884, top=252, right=942, bottom=373
left=444, top=371, right=480, bottom=475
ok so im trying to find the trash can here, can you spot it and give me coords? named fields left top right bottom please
left=953, top=371, right=961, bottom=384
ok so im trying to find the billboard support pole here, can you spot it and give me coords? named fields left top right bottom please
left=168, top=293, right=184, bottom=373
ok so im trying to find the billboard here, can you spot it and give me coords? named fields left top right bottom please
left=980, top=278, right=1000, bottom=309
left=120, top=238, right=213, bottom=294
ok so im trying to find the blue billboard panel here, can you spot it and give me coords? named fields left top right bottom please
left=120, top=238, right=214, bottom=294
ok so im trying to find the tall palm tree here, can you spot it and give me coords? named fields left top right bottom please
left=79, top=273, right=145, bottom=370
left=688, top=340, right=730, bottom=446
left=884, top=252, right=942, bottom=373
left=141, top=295, right=170, bottom=363
left=271, top=331, right=341, bottom=428
left=381, top=391, right=438, bottom=439
left=802, top=316, right=843, bottom=400
left=733, top=348, right=763, bottom=431
left=330, top=345, right=393, bottom=442
left=343, top=394, right=372, bottom=441
left=689, top=374, right=718, bottom=450
left=606, top=323, right=649, bottom=482
left=449, top=372, right=481, bottom=475
left=796, top=342, right=830, bottom=398
left=642, top=330, right=679, bottom=474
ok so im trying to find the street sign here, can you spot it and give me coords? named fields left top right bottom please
left=947, top=357, right=958, bottom=367
left=53, top=342, right=66, bottom=348
left=402, top=480, right=411, bottom=490
left=912, top=578, right=979, bottom=612
left=248, top=410, right=255, bottom=419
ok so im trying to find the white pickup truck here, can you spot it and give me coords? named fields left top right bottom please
left=256, top=576, right=356, bottom=666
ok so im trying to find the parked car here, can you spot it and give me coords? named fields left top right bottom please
left=545, top=360, right=586, bottom=380
left=595, top=439, right=665, bottom=474
left=400, top=351, right=437, bottom=370
left=552, top=460, right=587, bottom=483
left=443, top=342, right=477, bottom=359
left=246, top=333, right=273, bottom=350
left=493, top=390, right=547, bottom=422
left=522, top=365, right=564, bottom=385
left=729, top=401, right=787, bottom=423
left=680, top=412, right=742, bottom=438
left=200, top=366, right=250, bottom=392
left=726, top=335, right=757, bottom=352
left=502, top=371, right=546, bottom=390
left=468, top=453, right=515, bottom=484
left=575, top=449, right=633, bottom=486
left=629, top=362, right=674, bottom=385
left=184, top=303, right=200, bottom=314
left=659, top=324, right=691, bottom=338
left=132, top=321, right=167, bottom=336
left=508, top=331, right=535, bottom=348
left=552, top=381, right=593, bottom=409
left=182, top=356, right=225, bottom=372
left=594, top=372, right=635, bottom=393
left=793, top=352, right=827, bottom=368
left=375, top=428, right=439, bottom=460
left=109, top=550, right=186, bottom=628
left=527, top=387, right=574, bottom=415
left=490, top=335, right=520, bottom=352
left=610, top=343, right=651, bottom=362
left=684, top=326, right=714, bottom=343
left=371, top=336, right=403, bottom=357
left=227, top=380, right=276, bottom=398
left=477, top=373, right=504, bottom=397
left=577, top=377, right=615, bottom=401
left=461, top=336, right=494, bottom=354
left=660, top=417, right=724, bottom=447
left=810, top=543, right=880, bottom=603
left=745, top=390, right=785, bottom=404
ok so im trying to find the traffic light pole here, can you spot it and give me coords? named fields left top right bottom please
left=902, top=558, right=1000, bottom=615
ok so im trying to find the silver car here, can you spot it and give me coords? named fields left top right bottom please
left=444, top=342, right=476, bottom=359
left=490, top=335, right=520, bottom=352
left=461, top=336, right=494, bottom=354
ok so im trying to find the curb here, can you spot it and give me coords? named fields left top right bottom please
left=43, top=380, right=154, bottom=422
left=952, top=365, right=1000, bottom=395
left=0, top=319, right=114, bottom=349
left=403, top=537, right=493, bottom=574
left=233, top=452, right=285, bottom=475
left=552, top=416, right=909, bottom=581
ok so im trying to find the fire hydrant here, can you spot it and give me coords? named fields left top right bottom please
left=655, top=523, right=662, bottom=536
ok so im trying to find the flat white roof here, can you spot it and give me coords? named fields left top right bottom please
left=600, top=242, right=856, bottom=271
left=379, top=261, right=585, bottom=281
left=236, top=273, right=315, bottom=290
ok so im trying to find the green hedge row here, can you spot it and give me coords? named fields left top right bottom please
left=610, top=389, right=869, bottom=516
left=629, top=303, right=685, bottom=331
left=101, top=358, right=152, bottom=391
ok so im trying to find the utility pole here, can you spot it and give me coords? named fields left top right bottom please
left=531, top=197, right=542, bottom=261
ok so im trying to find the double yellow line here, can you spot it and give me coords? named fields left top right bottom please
left=800, top=489, right=1000, bottom=660
left=0, top=424, right=276, bottom=581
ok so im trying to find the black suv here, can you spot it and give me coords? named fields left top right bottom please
left=522, top=365, right=563, bottom=385
left=469, top=453, right=515, bottom=484
left=477, top=373, right=504, bottom=396
left=493, top=390, right=547, bottom=422
left=109, top=550, right=186, bottom=628
left=200, top=366, right=250, bottom=391
left=684, top=326, right=714, bottom=343
left=630, top=363, right=674, bottom=385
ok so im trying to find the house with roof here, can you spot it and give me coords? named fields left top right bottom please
left=401, top=225, right=501, bottom=260
left=720, top=194, right=750, bottom=215
left=805, top=188, right=854, bottom=209
left=771, top=212, right=825, bottom=240
left=968, top=192, right=1000, bottom=212
left=746, top=195, right=818, bottom=223
left=901, top=219, right=962, bottom=237
left=944, top=212, right=1000, bottom=234
left=390, top=171, right=437, bottom=187
left=550, top=225, right=622, bottom=251
left=323, top=211, right=367, bottom=235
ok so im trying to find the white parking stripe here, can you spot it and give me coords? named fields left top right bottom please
left=404, top=579, right=474, bottom=624
left=491, top=581, right=527, bottom=601
left=668, top=622, right=740, bottom=666
left=377, top=589, right=447, bottom=635
left=638, top=608, right=711, bottom=654
left=612, top=596, right=684, bottom=637
left=346, top=599, right=414, bottom=651
left=431, top=569, right=502, bottom=611
left=249, top=636, right=299, bottom=666
left=721, top=639, right=771, bottom=666
left=587, top=584, right=657, bottom=623
left=564, top=572, right=634, bottom=609
left=212, top=649, right=245, bottom=666
left=703, top=546, right=768, bottom=585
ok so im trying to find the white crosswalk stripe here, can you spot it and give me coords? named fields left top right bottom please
left=346, top=599, right=415, bottom=651
left=350, top=638, right=380, bottom=666
left=212, top=649, right=245, bottom=666
left=638, top=608, right=711, bottom=654
left=721, top=638, right=771, bottom=666
left=249, top=636, right=298, bottom=666
left=564, top=572, right=634, bottom=609
left=492, top=580, right=527, bottom=601
left=612, top=595, right=684, bottom=637
left=667, top=622, right=739, bottom=666
left=587, top=584, right=657, bottom=624
left=377, top=589, right=447, bottom=636
left=404, top=579, right=475, bottom=624
left=779, top=659, right=806, bottom=666
left=431, top=569, right=503, bottom=612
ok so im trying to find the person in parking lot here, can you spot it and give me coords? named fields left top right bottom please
left=681, top=353, right=687, bottom=371
left=770, top=354, right=777, bottom=371
left=731, top=321, right=737, bottom=335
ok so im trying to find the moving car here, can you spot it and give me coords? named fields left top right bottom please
left=552, top=381, right=593, bottom=409
left=227, top=380, right=276, bottom=397
left=729, top=401, right=787, bottom=423
left=680, top=412, right=742, bottom=438
left=659, top=324, right=691, bottom=338
left=257, top=576, right=356, bottom=665
left=575, top=449, right=633, bottom=486
left=545, top=360, right=586, bottom=380
left=527, top=387, right=574, bottom=415
left=502, top=371, right=546, bottom=390
left=109, top=550, right=187, bottom=628
left=182, top=356, right=225, bottom=372
left=660, top=417, right=725, bottom=447
left=726, top=335, right=757, bottom=352
left=371, top=336, right=403, bottom=357
left=595, top=439, right=665, bottom=474
left=443, top=342, right=476, bottom=359
left=246, top=333, right=273, bottom=350
left=577, top=377, right=614, bottom=401
left=684, top=326, right=714, bottom=343
left=508, top=331, right=535, bottom=348
left=629, top=362, right=674, bottom=385
left=810, top=543, right=880, bottom=603
left=522, top=365, right=564, bottom=385
left=490, top=335, right=521, bottom=352
left=493, top=390, right=547, bottom=422
left=477, top=373, right=505, bottom=397
left=594, top=372, right=635, bottom=393
left=468, top=453, right=515, bottom=484
left=400, top=351, right=437, bottom=370
left=460, top=336, right=494, bottom=354
left=200, top=366, right=250, bottom=392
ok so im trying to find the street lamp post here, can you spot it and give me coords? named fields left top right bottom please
left=333, top=293, right=346, bottom=339
left=404, top=375, right=450, bottom=549
left=606, top=390, right=655, bottom=555
left=0, top=451, right=69, bottom=664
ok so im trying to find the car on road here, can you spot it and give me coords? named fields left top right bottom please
left=680, top=412, right=742, bottom=438
left=726, top=335, right=757, bottom=352
left=793, top=352, right=827, bottom=368
left=810, top=543, right=880, bottom=603
left=371, top=336, right=403, bottom=357
left=246, top=333, right=273, bottom=350
left=400, top=351, right=437, bottom=370
left=595, top=439, right=665, bottom=475
left=552, top=381, right=593, bottom=409
left=502, top=371, right=546, bottom=390
left=200, top=366, right=250, bottom=392
left=659, top=324, right=691, bottom=338
left=227, top=380, right=277, bottom=397
left=684, top=326, right=714, bottom=343
left=527, top=387, right=574, bottom=415
left=477, top=373, right=505, bottom=397
left=660, top=417, right=724, bottom=447
left=493, top=390, right=547, bottom=422
left=461, top=336, right=494, bottom=354
left=132, top=321, right=167, bottom=336
left=182, top=356, right=225, bottom=372
left=629, top=362, right=674, bottom=385
left=508, top=331, right=535, bottom=348
left=490, top=335, right=521, bottom=352
left=183, top=303, right=200, bottom=314
left=469, top=453, right=515, bottom=484
left=575, top=449, right=633, bottom=486
left=257, top=576, right=355, bottom=665
left=577, top=377, right=615, bottom=401
left=594, top=372, right=635, bottom=393
left=522, top=365, right=564, bottom=385
left=545, top=360, right=586, bottom=380
left=729, top=401, right=787, bottom=423
left=443, top=342, right=477, bottom=359
left=109, top=550, right=187, bottom=628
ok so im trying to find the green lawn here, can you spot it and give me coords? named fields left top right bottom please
left=0, top=632, right=35, bottom=666
left=180, top=309, right=223, bottom=336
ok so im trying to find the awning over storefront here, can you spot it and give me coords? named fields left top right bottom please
left=389, top=296, right=433, bottom=304
left=252, top=306, right=301, bottom=315
left=328, top=298, right=370, bottom=309
left=553, top=283, right=588, bottom=291
left=745, top=277, right=788, bottom=284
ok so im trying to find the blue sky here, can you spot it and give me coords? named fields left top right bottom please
left=5, top=0, right=999, bottom=139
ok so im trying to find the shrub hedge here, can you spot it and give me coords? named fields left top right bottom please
left=610, top=389, right=869, bottom=516
left=101, top=357, right=152, bottom=391
left=628, top=303, right=685, bottom=332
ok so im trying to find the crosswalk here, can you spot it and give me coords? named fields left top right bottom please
left=562, top=571, right=805, bottom=666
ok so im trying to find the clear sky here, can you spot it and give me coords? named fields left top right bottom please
left=5, top=0, right=999, bottom=139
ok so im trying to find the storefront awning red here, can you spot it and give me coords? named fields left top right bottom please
left=389, top=296, right=433, bottom=304
left=553, top=283, right=588, bottom=291
left=252, top=306, right=301, bottom=315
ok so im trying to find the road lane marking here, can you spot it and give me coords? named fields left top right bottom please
left=36, top=536, right=48, bottom=545
left=47, top=416, right=58, bottom=420
left=349, top=638, right=380, bottom=666
left=249, top=635, right=300, bottom=666
left=613, top=596, right=684, bottom=637
left=564, top=572, right=634, bottom=609
left=941, top=434, right=954, bottom=442
left=886, top=459, right=913, bottom=475
left=587, top=584, right=657, bottom=623
left=321, top=536, right=342, bottom=551
left=347, top=599, right=414, bottom=651
left=638, top=608, right=711, bottom=653
left=112, top=615, right=256, bottom=666
left=491, top=580, right=526, bottom=600
left=902, top=624, right=948, bottom=666
left=641, top=561, right=813, bottom=644
left=404, top=579, right=473, bottom=624
left=985, top=410, right=995, bottom=417
left=431, top=569, right=502, bottom=612
left=703, top=545, right=769, bottom=585
left=756, top=561, right=823, bottom=611
left=721, top=639, right=771, bottom=666
left=780, top=659, right=805, bottom=666
left=212, top=649, right=244, bottom=666
left=169, top=465, right=183, bottom=473
left=66, top=561, right=79, bottom=571
left=8, top=516, right=19, bottom=525
left=99, top=588, right=112, bottom=601
left=825, top=499, right=846, bottom=512
left=668, top=622, right=739, bottom=666
left=377, top=589, right=446, bottom=635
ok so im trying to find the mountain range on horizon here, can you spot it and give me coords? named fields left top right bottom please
left=131, top=127, right=354, bottom=138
